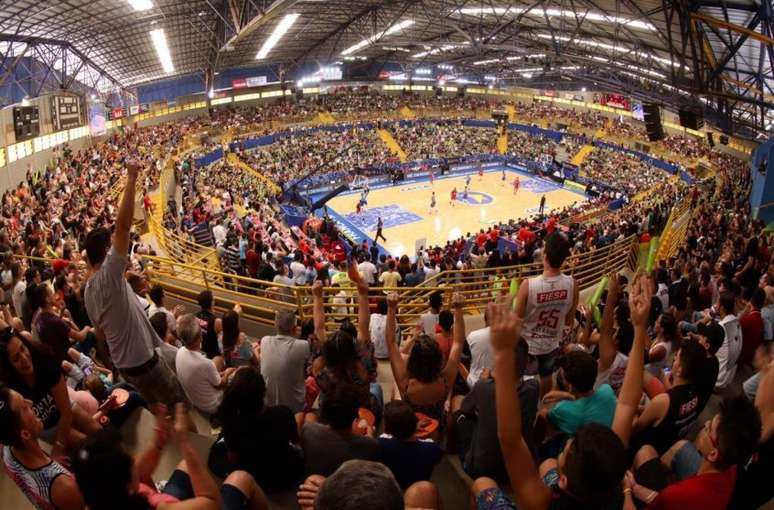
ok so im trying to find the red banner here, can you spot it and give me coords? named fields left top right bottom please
left=232, top=78, right=247, bottom=89
left=111, top=107, right=125, bottom=120
left=543, top=89, right=556, bottom=97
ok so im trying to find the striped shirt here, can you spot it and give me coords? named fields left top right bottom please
left=2, top=445, right=71, bottom=510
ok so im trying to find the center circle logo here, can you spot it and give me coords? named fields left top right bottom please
left=457, top=191, right=494, bottom=205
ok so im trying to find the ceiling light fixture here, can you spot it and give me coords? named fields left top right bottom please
left=341, top=19, right=414, bottom=56
left=256, top=13, right=300, bottom=59
left=149, top=29, right=174, bottom=73
left=127, top=0, right=153, bottom=11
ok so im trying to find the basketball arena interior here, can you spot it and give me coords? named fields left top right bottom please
left=0, top=1, right=772, bottom=509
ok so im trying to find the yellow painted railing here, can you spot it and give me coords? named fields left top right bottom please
left=656, top=197, right=694, bottom=261
left=570, top=145, right=594, bottom=166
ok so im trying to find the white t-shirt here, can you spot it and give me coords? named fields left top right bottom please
left=716, top=315, right=743, bottom=389
left=369, top=313, right=389, bottom=359
left=358, top=261, right=378, bottom=285
left=175, top=347, right=222, bottom=414
left=290, top=261, right=307, bottom=285
left=466, top=326, right=493, bottom=388
left=657, top=283, right=670, bottom=310
left=12, top=280, right=26, bottom=317
left=594, top=352, right=628, bottom=394
left=420, top=312, right=439, bottom=336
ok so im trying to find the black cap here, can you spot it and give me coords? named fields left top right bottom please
left=696, top=322, right=725, bottom=353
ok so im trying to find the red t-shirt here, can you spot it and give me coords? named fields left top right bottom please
left=489, top=229, right=499, bottom=242
left=739, top=311, right=764, bottom=365
left=646, top=467, right=736, bottom=510
left=546, top=217, right=557, bottom=234
left=476, top=233, right=488, bottom=247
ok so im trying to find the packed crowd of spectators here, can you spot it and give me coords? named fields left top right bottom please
left=581, top=146, right=672, bottom=196
left=389, top=122, right=497, bottom=161
left=1, top=143, right=770, bottom=510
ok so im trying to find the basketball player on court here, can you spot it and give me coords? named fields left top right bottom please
left=429, top=191, right=437, bottom=214
left=450, top=187, right=457, bottom=206
left=515, top=232, right=577, bottom=396
left=374, top=216, right=387, bottom=243
left=539, top=194, right=546, bottom=215
left=428, top=166, right=434, bottom=186
left=513, top=175, right=520, bottom=195
left=465, top=174, right=471, bottom=189
left=478, top=164, right=484, bottom=180
left=500, top=169, right=506, bottom=186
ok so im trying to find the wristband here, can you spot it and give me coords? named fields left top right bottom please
left=623, top=488, right=632, bottom=496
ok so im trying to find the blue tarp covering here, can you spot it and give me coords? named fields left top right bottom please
left=194, top=148, right=223, bottom=168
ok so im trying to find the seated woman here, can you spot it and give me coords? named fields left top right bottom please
left=28, top=283, right=92, bottom=362
left=209, top=367, right=304, bottom=494
left=72, top=403, right=268, bottom=510
left=213, top=308, right=258, bottom=370
left=0, top=327, right=100, bottom=457
left=385, top=291, right=465, bottom=435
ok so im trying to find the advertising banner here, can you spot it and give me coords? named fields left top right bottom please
left=89, top=103, right=106, bottom=136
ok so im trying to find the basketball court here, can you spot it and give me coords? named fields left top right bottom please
left=326, top=168, right=587, bottom=257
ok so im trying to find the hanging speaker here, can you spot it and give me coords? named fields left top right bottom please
left=678, top=109, right=704, bottom=130
left=706, top=132, right=714, bottom=147
left=643, top=103, right=664, bottom=142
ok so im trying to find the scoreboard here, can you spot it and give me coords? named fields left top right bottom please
left=13, top=106, right=40, bottom=142
left=51, top=95, right=83, bottom=130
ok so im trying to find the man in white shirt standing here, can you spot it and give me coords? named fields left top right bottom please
left=420, top=291, right=443, bottom=336
left=290, top=252, right=307, bottom=286
left=175, top=314, right=234, bottom=414
left=715, top=292, right=743, bottom=390
left=515, top=232, right=578, bottom=395
left=466, top=311, right=493, bottom=388
left=357, top=254, right=378, bottom=286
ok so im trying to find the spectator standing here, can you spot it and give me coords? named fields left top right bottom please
left=83, top=160, right=186, bottom=407
left=260, top=309, right=309, bottom=413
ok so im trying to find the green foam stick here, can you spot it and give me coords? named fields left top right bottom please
left=509, top=277, right=520, bottom=310
left=646, top=236, right=660, bottom=273
left=587, top=276, right=609, bottom=327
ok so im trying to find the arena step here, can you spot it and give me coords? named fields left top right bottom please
left=314, top=112, right=336, bottom=124
left=227, top=153, right=282, bottom=194
left=570, top=144, right=594, bottom=166
left=400, top=106, right=416, bottom=119
left=497, top=131, right=508, bottom=154
left=377, top=128, right=408, bottom=162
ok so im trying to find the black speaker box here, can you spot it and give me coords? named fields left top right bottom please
left=678, top=109, right=704, bottom=130
left=643, top=103, right=664, bottom=142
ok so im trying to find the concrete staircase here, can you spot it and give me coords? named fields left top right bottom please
left=377, top=128, right=408, bottom=162
left=570, top=144, right=594, bottom=167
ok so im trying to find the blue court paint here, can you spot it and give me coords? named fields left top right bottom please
left=344, top=204, right=423, bottom=231
left=456, top=191, right=495, bottom=205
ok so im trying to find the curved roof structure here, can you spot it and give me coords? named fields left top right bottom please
left=0, top=0, right=771, bottom=136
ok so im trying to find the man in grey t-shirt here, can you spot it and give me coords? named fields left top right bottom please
left=260, top=309, right=310, bottom=413
left=83, top=159, right=186, bottom=407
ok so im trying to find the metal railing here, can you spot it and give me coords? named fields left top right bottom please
left=656, top=196, right=694, bottom=262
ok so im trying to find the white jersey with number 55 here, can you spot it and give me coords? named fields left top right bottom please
left=522, top=273, right=576, bottom=355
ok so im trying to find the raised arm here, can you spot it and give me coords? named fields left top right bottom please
left=490, top=299, right=551, bottom=510
left=442, top=292, right=466, bottom=387
left=350, top=263, right=370, bottom=344
left=134, top=405, right=170, bottom=485
left=114, top=160, right=142, bottom=257
left=311, top=281, right=327, bottom=344
left=385, top=292, right=408, bottom=393
left=755, top=359, right=774, bottom=442
left=598, top=273, right=620, bottom=371
left=612, top=273, right=650, bottom=447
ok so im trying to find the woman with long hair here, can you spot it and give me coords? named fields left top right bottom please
left=0, top=327, right=100, bottom=458
left=27, top=282, right=91, bottom=362
left=213, top=309, right=258, bottom=371
left=385, top=291, right=465, bottom=434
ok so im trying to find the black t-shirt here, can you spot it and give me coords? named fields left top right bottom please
left=728, top=436, right=773, bottom=509
left=195, top=310, right=220, bottom=359
left=14, top=353, right=62, bottom=430
left=301, top=422, right=380, bottom=476
left=633, top=383, right=699, bottom=454
left=459, top=377, right=539, bottom=482
left=378, top=436, right=442, bottom=489
left=219, top=405, right=304, bottom=494
left=696, top=356, right=719, bottom=414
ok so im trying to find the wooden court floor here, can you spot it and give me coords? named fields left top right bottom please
left=327, top=168, right=586, bottom=257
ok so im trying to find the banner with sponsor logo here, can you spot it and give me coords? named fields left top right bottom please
left=129, top=105, right=139, bottom=115
left=543, top=90, right=556, bottom=97
left=232, top=78, right=247, bottom=89
left=245, top=76, right=267, bottom=87
left=109, top=107, right=126, bottom=120
left=602, top=94, right=630, bottom=110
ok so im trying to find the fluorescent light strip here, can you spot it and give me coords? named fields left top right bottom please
left=341, top=19, right=414, bottom=56
left=127, top=0, right=153, bottom=11
left=454, top=7, right=655, bottom=31
left=256, top=13, right=299, bottom=59
left=149, top=29, right=174, bottom=73
left=411, top=42, right=468, bottom=59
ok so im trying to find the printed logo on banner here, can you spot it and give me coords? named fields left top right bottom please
left=344, top=205, right=423, bottom=231
left=399, top=184, right=432, bottom=192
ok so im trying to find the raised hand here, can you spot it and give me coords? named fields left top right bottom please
left=452, top=292, right=465, bottom=309
left=629, top=273, right=652, bottom=327
left=311, top=279, right=323, bottom=299
left=126, top=159, right=142, bottom=180
left=488, top=299, right=522, bottom=353
left=386, top=292, right=399, bottom=310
